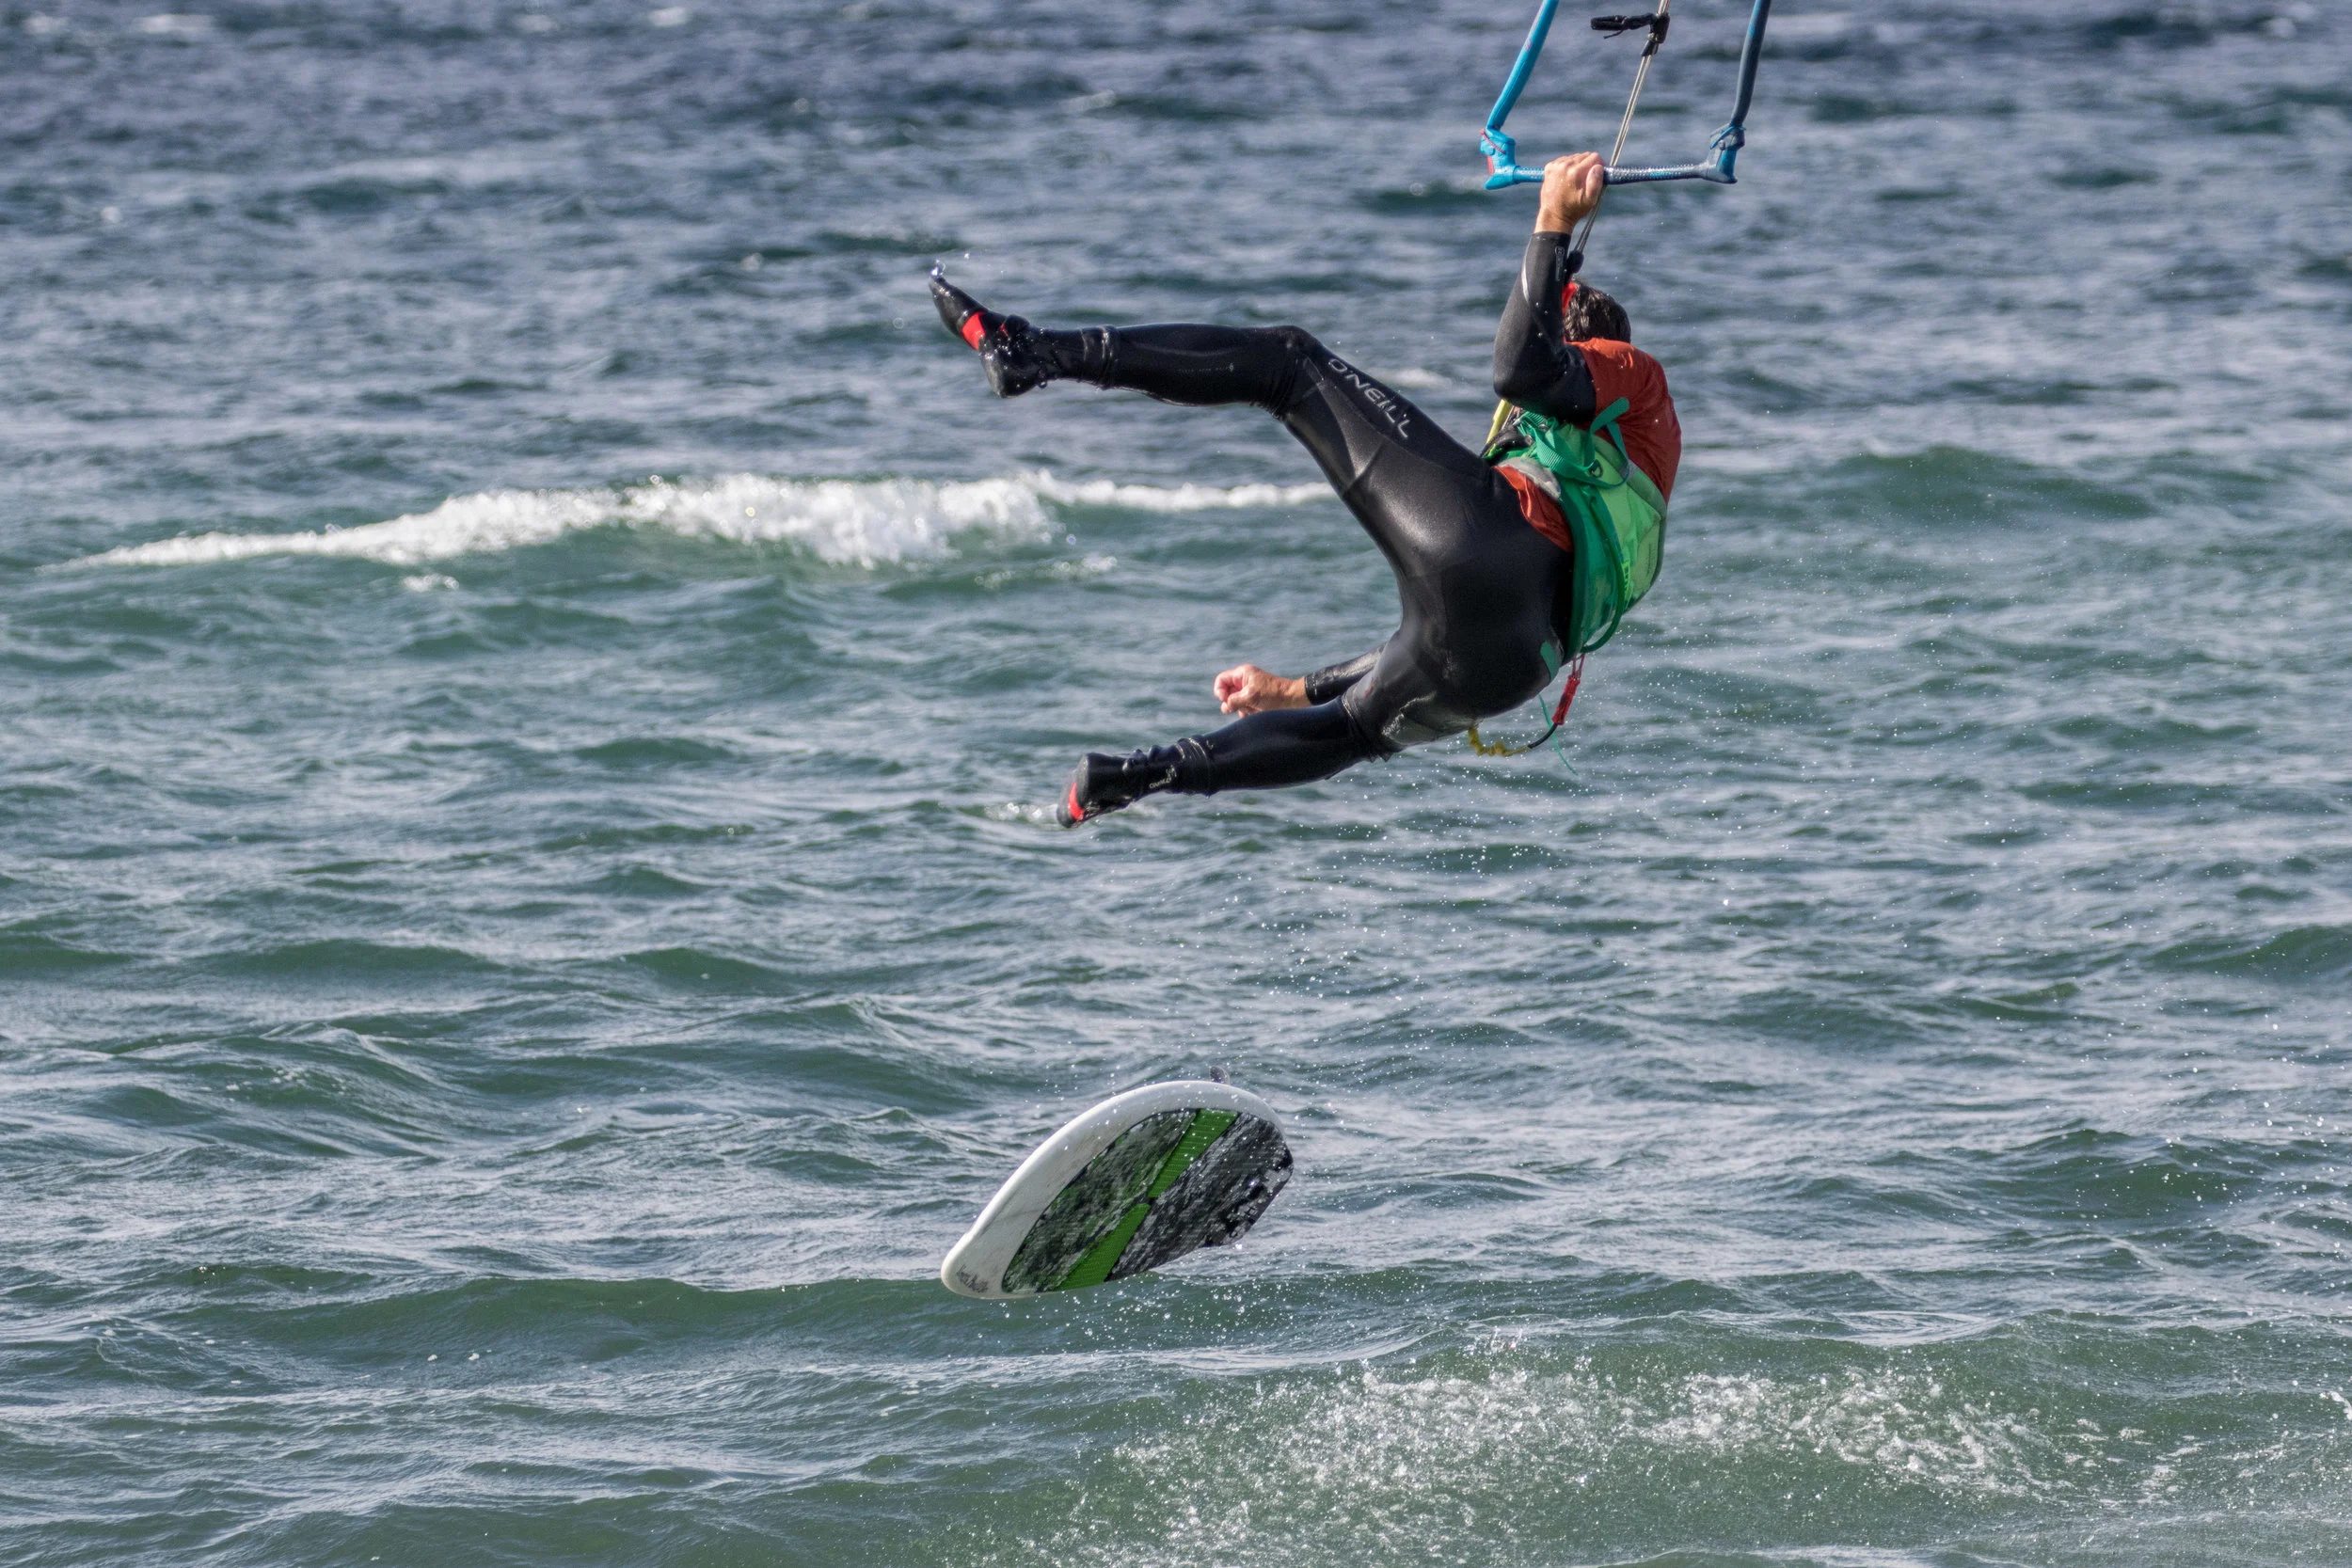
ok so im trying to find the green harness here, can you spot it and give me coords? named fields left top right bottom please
left=1505, top=396, right=1669, bottom=655
left=1463, top=396, right=1670, bottom=760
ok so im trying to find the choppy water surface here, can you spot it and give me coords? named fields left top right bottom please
left=6, top=2, right=2351, bottom=1563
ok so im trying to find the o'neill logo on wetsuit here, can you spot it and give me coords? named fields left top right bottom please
left=1328, top=356, right=1411, bottom=440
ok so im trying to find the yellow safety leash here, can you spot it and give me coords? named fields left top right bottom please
left=1465, top=651, right=1585, bottom=759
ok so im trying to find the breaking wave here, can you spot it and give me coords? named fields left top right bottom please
left=62, top=471, right=1329, bottom=571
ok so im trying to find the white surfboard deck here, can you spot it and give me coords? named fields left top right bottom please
left=941, top=1080, right=1292, bottom=1299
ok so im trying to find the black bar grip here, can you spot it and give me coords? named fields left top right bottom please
left=1592, top=12, right=1671, bottom=47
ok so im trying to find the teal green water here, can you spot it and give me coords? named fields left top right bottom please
left=5, top=3, right=2351, bottom=1564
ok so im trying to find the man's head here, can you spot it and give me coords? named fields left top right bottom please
left=1564, top=282, right=1630, bottom=344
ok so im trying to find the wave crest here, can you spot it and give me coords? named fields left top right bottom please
left=63, top=471, right=1328, bottom=572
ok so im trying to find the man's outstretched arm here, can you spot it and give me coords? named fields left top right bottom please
left=1492, top=152, right=1606, bottom=426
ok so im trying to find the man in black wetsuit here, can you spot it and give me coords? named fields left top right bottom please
left=931, top=152, right=1679, bottom=827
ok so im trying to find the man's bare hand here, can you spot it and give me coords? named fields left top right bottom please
left=1535, top=151, right=1605, bottom=235
left=1213, top=663, right=1309, bottom=716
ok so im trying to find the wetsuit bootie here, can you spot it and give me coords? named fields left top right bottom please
left=1056, top=740, right=1207, bottom=828
left=930, top=266, right=1054, bottom=398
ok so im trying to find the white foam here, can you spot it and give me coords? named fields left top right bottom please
left=1031, top=476, right=1327, bottom=513
left=1772, top=11, right=1854, bottom=42
left=62, top=472, right=1327, bottom=573
left=1009, top=1356, right=2183, bottom=1566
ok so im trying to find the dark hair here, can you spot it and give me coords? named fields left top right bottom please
left=1565, top=283, right=1630, bottom=343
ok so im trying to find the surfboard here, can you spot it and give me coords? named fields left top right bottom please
left=940, top=1080, right=1292, bottom=1299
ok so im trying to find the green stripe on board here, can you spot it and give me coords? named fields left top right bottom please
left=1149, top=1110, right=1235, bottom=1197
left=1047, top=1110, right=1240, bottom=1291
left=1053, top=1201, right=1148, bottom=1291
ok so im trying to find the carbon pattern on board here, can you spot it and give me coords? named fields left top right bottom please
left=1110, top=1115, right=1293, bottom=1282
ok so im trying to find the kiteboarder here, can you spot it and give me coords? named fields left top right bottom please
left=932, top=151, right=1678, bottom=826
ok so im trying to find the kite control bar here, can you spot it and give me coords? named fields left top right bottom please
left=1480, top=0, right=1774, bottom=189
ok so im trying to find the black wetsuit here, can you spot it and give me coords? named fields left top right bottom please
left=985, top=231, right=1601, bottom=804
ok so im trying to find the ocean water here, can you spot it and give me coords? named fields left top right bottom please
left=5, top=1, right=2350, bottom=1563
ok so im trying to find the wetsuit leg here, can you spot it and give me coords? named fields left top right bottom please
left=1190, top=700, right=1379, bottom=790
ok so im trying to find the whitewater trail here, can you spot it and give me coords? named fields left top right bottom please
left=62, top=473, right=1331, bottom=572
